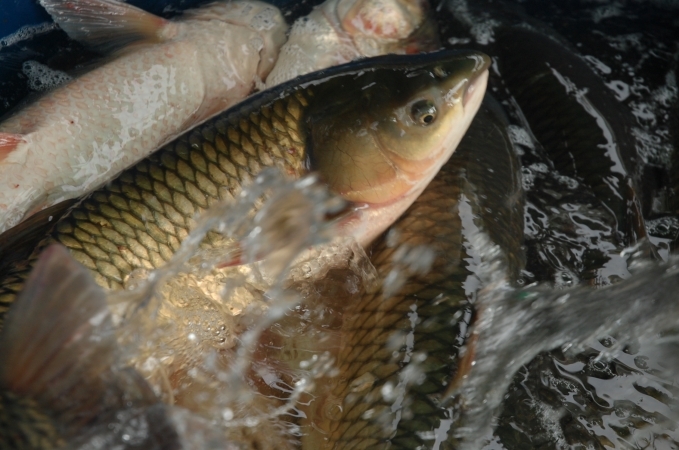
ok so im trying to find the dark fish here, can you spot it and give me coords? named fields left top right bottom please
left=299, top=96, right=525, bottom=449
left=0, top=244, right=179, bottom=449
left=0, top=50, right=491, bottom=324
left=490, top=25, right=647, bottom=247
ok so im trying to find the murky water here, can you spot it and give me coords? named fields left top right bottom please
left=2, top=0, right=679, bottom=448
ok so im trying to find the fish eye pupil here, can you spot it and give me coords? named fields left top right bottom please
left=410, top=100, right=437, bottom=126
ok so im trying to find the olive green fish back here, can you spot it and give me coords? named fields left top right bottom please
left=0, top=90, right=311, bottom=323
left=314, top=100, right=524, bottom=449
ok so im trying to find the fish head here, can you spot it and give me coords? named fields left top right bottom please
left=308, top=50, right=490, bottom=245
left=336, top=0, right=440, bottom=56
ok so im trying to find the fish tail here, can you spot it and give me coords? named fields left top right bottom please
left=39, top=0, right=170, bottom=53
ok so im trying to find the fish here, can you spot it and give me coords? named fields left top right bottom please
left=0, top=0, right=287, bottom=234
left=488, top=25, right=647, bottom=248
left=0, top=50, right=491, bottom=324
left=265, top=0, right=440, bottom=87
left=0, top=243, right=180, bottom=449
left=298, top=95, right=525, bottom=449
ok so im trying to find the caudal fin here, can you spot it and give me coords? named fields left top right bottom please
left=39, top=0, right=169, bottom=53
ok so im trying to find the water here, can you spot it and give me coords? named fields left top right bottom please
left=95, top=170, right=376, bottom=447
left=2, top=0, right=679, bottom=448
left=447, top=237, right=679, bottom=449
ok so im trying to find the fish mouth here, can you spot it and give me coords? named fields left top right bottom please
left=464, top=55, right=491, bottom=107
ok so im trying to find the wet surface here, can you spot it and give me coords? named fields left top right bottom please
left=1, top=0, right=679, bottom=448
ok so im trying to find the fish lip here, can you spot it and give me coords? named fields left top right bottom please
left=464, top=55, right=491, bottom=108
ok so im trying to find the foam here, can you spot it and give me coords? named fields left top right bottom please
left=21, top=60, right=72, bottom=92
left=0, top=22, right=57, bottom=49
left=447, top=0, right=499, bottom=45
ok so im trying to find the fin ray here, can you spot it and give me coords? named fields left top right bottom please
left=39, top=0, right=168, bottom=53
left=0, top=244, right=118, bottom=429
left=0, top=133, right=25, bottom=161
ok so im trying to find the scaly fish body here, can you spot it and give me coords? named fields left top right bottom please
left=265, top=0, right=439, bottom=87
left=489, top=25, right=646, bottom=247
left=0, top=50, right=490, bottom=325
left=0, top=0, right=287, bottom=233
left=301, top=96, right=524, bottom=449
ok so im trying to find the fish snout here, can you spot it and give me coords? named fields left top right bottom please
left=435, top=51, right=491, bottom=108
left=463, top=54, right=491, bottom=107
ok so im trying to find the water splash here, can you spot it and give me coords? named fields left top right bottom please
left=96, top=169, right=369, bottom=447
left=449, top=241, right=679, bottom=449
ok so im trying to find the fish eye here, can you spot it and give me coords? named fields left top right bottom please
left=410, top=100, right=437, bottom=126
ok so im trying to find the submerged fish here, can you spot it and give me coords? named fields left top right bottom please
left=0, top=244, right=179, bottom=449
left=0, top=50, right=490, bottom=322
left=299, top=96, right=525, bottom=449
left=265, top=0, right=439, bottom=87
left=489, top=25, right=647, bottom=247
left=0, top=0, right=287, bottom=234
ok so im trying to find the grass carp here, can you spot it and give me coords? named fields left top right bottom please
left=299, top=96, right=524, bottom=449
left=0, top=0, right=287, bottom=234
left=0, top=50, right=490, bottom=326
left=489, top=25, right=647, bottom=248
left=265, top=0, right=439, bottom=87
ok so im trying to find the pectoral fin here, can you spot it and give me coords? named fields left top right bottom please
left=0, top=244, right=180, bottom=446
left=0, top=245, right=118, bottom=428
left=0, top=133, right=25, bottom=162
left=39, top=0, right=169, bottom=53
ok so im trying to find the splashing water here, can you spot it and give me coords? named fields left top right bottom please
left=93, top=169, right=376, bottom=447
left=449, top=236, right=679, bottom=450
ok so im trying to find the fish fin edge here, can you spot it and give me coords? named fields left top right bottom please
left=0, top=133, right=25, bottom=161
left=39, top=0, right=169, bottom=53
left=0, top=244, right=119, bottom=427
left=0, top=199, right=77, bottom=275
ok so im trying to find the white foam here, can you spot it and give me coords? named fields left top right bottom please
left=591, top=4, right=623, bottom=23
left=21, top=60, right=72, bottom=92
left=507, top=125, right=535, bottom=150
left=447, top=0, right=499, bottom=45
left=0, top=22, right=57, bottom=48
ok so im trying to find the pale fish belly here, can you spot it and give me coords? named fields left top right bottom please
left=0, top=0, right=286, bottom=234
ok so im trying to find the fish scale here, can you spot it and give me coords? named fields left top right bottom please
left=0, top=392, right=63, bottom=448
left=0, top=50, right=492, bottom=329
left=0, top=90, right=310, bottom=309
left=491, top=26, right=647, bottom=248
left=302, top=98, right=525, bottom=449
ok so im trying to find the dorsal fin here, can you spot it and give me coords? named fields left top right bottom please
left=39, top=0, right=169, bottom=54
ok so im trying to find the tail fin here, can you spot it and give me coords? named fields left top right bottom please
left=39, top=0, right=169, bottom=53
